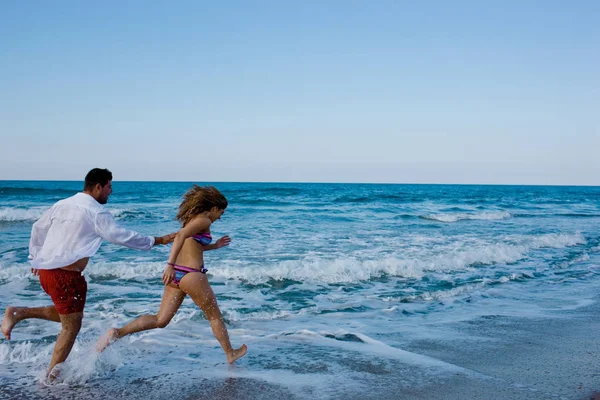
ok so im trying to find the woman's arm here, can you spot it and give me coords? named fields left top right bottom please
left=202, top=235, right=231, bottom=251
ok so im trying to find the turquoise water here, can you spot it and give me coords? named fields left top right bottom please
left=1, top=181, right=600, bottom=398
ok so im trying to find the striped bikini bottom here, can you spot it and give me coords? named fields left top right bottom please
left=172, top=264, right=208, bottom=286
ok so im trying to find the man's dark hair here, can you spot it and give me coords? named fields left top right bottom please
left=84, top=168, right=113, bottom=191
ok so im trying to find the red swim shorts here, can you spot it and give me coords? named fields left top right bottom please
left=39, top=269, right=87, bottom=315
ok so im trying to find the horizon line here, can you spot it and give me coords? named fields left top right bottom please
left=0, top=179, right=599, bottom=188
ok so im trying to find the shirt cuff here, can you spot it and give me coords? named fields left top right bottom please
left=149, top=236, right=156, bottom=247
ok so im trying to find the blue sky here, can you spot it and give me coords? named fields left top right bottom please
left=1, top=1, right=598, bottom=184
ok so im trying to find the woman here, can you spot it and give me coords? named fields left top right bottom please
left=97, top=185, right=247, bottom=364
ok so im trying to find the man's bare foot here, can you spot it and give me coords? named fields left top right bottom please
left=44, top=364, right=63, bottom=386
left=96, top=328, right=120, bottom=352
left=227, top=344, right=247, bottom=364
left=1, top=306, right=19, bottom=340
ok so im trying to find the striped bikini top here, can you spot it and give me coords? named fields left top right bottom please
left=192, top=233, right=212, bottom=246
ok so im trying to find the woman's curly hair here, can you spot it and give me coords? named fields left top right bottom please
left=176, top=185, right=228, bottom=226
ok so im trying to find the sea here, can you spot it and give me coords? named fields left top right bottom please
left=1, top=181, right=600, bottom=399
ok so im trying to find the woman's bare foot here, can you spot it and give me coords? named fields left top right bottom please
left=227, top=344, right=247, bottom=364
left=1, top=307, right=19, bottom=340
left=96, top=328, right=120, bottom=352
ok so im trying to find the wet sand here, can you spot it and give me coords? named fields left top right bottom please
left=2, top=298, right=600, bottom=400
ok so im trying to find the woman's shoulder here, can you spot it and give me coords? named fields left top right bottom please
left=189, top=214, right=212, bottom=227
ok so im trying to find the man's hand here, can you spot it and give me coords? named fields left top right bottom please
left=155, top=232, right=178, bottom=246
left=162, top=265, right=175, bottom=285
left=214, top=235, right=231, bottom=249
left=31, top=268, right=39, bottom=276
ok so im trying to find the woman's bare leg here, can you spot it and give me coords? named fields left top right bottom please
left=179, top=273, right=247, bottom=363
left=97, top=285, right=185, bottom=352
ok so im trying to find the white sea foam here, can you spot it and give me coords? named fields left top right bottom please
left=109, top=208, right=127, bottom=218
left=422, top=211, right=512, bottom=223
left=85, top=261, right=165, bottom=280
left=0, top=206, right=131, bottom=223
left=528, top=232, right=586, bottom=248
left=50, top=341, right=102, bottom=385
left=0, top=263, right=37, bottom=281
left=0, top=206, right=48, bottom=222
left=212, top=243, right=528, bottom=285
left=0, top=341, right=52, bottom=365
left=272, top=328, right=486, bottom=376
left=10, top=233, right=584, bottom=287
left=227, top=309, right=293, bottom=322
left=396, top=273, right=527, bottom=303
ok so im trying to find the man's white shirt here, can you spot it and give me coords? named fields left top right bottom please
left=29, top=192, right=155, bottom=270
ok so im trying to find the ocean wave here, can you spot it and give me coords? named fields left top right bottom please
left=393, top=214, right=418, bottom=220
left=555, top=213, right=600, bottom=218
left=85, top=261, right=164, bottom=281
left=528, top=232, right=586, bottom=248
left=0, top=207, right=48, bottom=222
left=212, top=233, right=586, bottom=285
left=213, top=245, right=527, bottom=285
left=395, top=273, right=529, bottom=303
left=55, top=247, right=516, bottom=285
left=0, top=340, right=59, bottom=373
left=0, top=206, right=135, bottom=222
left=0, top=187, right=76, bottom=196
left=0, top=264, right=40, bottom=281
left=257, top=187, right=304, bottom=196
left=226, top=309, right=293, bottom=322
left=420, top=211, right=512, bottom=223
left=512, top=213, right=600, bottom=219
left=238, top=199, right=294, bottom=206
left=332, top=196, right=373, bottom=204
left=0, top=342, right=48, bottom=365
left=4, top=233, right=585, bottom=286
left=332, top=193, right=425, bottom=204
left=109, top=208, right=155, bottom=221
left=331, top=195, right=418, bottom=204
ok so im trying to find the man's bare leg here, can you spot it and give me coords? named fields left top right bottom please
left=47, top=312, right=83, bottom=380
left=2, top=306, right=60, bottom=340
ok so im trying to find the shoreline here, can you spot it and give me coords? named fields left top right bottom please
left=3, top=297, right=600, bottom=399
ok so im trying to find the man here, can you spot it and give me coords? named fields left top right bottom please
left=0, top=168, right=176, bottom=380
